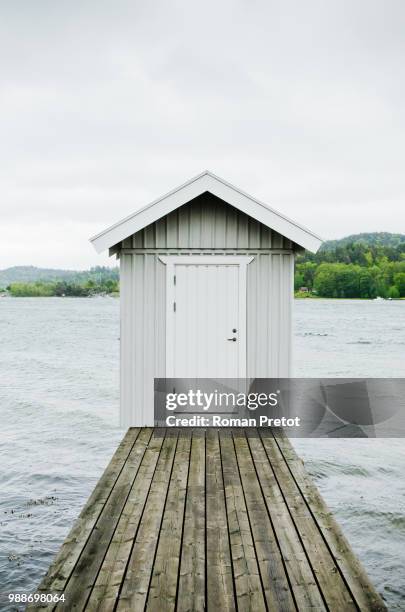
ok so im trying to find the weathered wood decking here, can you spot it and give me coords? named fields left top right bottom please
left=29, top=428, right=386, bottom=611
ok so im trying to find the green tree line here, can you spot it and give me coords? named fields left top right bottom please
left=5, top=267, right=119, bottom=297
left=3, top=242, right=405, bottom=299
left=295, top=241, right=405, bottom=298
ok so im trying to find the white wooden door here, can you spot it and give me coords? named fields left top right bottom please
left=162, top=256, right=253, bottom=379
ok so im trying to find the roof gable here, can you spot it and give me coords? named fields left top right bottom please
left=90, top=171, right=322, bottom=253
left=123, top=192, right=295, bottom=250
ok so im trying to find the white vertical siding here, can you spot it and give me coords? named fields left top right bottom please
left=119, top=193, right=296, bottom=426
left=119, top=253, right=132, bottom=427
left=246, top=252, right=293, bottom=379
left=121, top=192, right=294, bottom=250
left=120, top=249, right=294, bottom=427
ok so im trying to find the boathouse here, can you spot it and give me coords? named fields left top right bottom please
left=31, top=176, right=385, bottom=611
left=90, top=171, right=322, bottom=426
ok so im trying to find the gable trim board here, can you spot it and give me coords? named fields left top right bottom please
left=90, top=171, right=322, bottom=254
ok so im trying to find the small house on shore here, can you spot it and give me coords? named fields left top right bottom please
left=90, top=171, right=322, bottom=426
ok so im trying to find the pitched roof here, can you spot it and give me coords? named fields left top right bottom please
left=90, top=170, right=323, bottom=253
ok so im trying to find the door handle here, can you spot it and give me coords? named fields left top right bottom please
left=227, top=337, right=237, bottom=342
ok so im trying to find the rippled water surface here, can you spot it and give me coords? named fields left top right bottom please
left=0, top=298, right=404, bottom=610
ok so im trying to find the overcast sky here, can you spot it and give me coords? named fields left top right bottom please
left=1, top=0, right=404, bottom=269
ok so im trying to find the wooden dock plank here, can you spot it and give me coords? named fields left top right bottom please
left=246, top=431, right=326, bottom=611
left=55, top=428, right=153, bottom=610
left=235, top=429, right=324, bottom=611
left=220, top=432, right=267, bottom=612
left=146, top=431, right=192, bottom=612
left=260, top=429, right=357, bottom=610
left=273, top=430, right=387, bottom=612
left=86, top=429, right=166, bottom=611
left=205, top=429, right=235, bottom=612
left=29, top=427, right=386, bottom=612
left=116, top=430, right=179, bottom=611
left=27, top=428, right=141, bottom=609
left=176, top=431, right=206, bottom=612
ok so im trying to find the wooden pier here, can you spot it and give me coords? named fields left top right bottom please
left=29, top=428, right=386, bottom=611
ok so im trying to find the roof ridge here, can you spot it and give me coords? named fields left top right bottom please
left=90, top=171, right=323, bottom=253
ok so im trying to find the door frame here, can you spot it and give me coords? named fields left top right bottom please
left=159, top=255, right=254, bottom=378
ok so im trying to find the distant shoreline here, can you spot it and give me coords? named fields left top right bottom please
left=1, top=230, right=405, bottom=300
left=295, top=293, right=404, bottom=300
left=0, top=292, right=119, bottom=299
left=1, top=293, right=403, bottom=301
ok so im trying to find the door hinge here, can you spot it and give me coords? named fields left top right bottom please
left=173, top=274, right=176, bottom=285
left=173, top=301, right=176, bottom=312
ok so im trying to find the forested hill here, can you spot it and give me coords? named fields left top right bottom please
left=1, top=233, right=405, bottom=298
left=320, top=232, right=405, bottom=251
left=296, top=233, right=405, bottom=298
left=0, top=265, right=118, bottom=287
left=0, top=266, right=119, bottom=296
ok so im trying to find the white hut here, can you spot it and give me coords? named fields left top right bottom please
left=91, top=171, right=322, bottom=426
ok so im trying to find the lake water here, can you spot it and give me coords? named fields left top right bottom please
left=0, top=298, right=404, bottom=610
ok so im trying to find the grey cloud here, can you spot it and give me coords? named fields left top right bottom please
left=0, top=0, right=404, bottom=268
